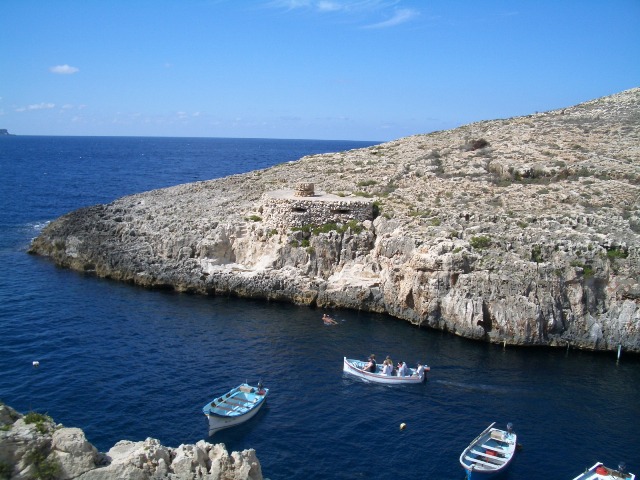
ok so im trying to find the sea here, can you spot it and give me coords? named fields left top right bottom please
left=0, top=136, right=638, bottom=480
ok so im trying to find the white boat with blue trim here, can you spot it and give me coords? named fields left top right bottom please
left=343, top=357, right=429, bottom=384
left=202, top=382, right=268, bottom=436
left=572, top=462, right=635, bottom=480
left=459, top=422, right=517, bottom=479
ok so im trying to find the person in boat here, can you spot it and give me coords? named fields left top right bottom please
left=385, top=356, right=395, bottom=371
left=414, top=362, right=425, bottom=377
left=322, top=314, right=338, bottom=325
left=381, top=360, right=393, bottom=375
left=382, top=356, right=394, bottom=375
left=363, top=354, right=376, bottom=372
left=397, top=361, right=409, bottom=377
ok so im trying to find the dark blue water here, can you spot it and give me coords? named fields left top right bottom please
left=1, top=136, right=638, bottom=480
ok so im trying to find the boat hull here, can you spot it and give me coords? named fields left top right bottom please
left=343, top=357, right=428, bottom=384
left=459, top=423, right=517, bottom=479
left=203, top=383, right=268, bottom=436
left=572, top=462, right=636, bottom=480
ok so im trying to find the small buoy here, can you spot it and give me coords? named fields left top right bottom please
left=400, top=423, right=406, bottom=431
left=32, top=361, right=40, bottom=367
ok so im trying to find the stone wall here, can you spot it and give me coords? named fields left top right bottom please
left=260, top=189, right=373, bottom=229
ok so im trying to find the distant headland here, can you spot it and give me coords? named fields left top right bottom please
left=0, top=129, right=14, bottom=136
left=28, top=87, right=640, bottom=353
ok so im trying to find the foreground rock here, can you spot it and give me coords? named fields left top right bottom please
left=0, top=403, right=263, bottom=480
left=29, top=88, right=640, bottom=352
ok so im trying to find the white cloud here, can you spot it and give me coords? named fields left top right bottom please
left=362, top=8, right=417, bottom=28
left=16, top=103, right=56, bottom=112
left=269, top=0, right=312, bottom=9
left=269, top=0, right=398, bottom=14
left=268, top=1, right=418, bottom=28
left=50, top=64, right=79, bottom=74
left=317, top=1, right=342, bottom=12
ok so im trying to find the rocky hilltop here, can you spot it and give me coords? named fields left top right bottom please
left=29, top=88, right=640, bottom=352
left=0, top=402, right=263, bottom=480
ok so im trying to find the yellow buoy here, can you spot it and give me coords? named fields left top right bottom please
left=400, top=423, right=406, bottom=430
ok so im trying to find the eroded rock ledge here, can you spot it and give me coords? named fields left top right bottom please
left=29, top=88, right=640, bottom=352
left=0, top=403, right=263, bottom=480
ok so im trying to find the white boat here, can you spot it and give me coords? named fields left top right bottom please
left=459, top=422, right=517, bottom=479
left=202, top=382, right=268, bottom=436
left=572, top=462, right=635, bottom=480
left=343, top=357, right=429, bottom=384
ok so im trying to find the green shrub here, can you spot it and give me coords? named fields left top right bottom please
left=570, top=261, right=594, bottom=278
left=531, top=245, right=543, bottom=263
left=354, top=191, right=373, bottom=198
left=469, top=235, right=491, bottom=249
left=380, top=181, right=397, bottom=195
left=24, top=412, right=52, bottom=435
left=25, top=449, right=60, bottom=480
left=245, top=215, right=262, bottom=222
left=607, top=247, right=628, bottom=260
left=357, top=180, right=377, bottom=187
left=463, top=138, right=490, bottom=151
left=344, top=220, right=363, bottom=234
left=0, top=461, right=12, bottom=478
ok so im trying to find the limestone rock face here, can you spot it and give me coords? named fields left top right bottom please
left=0, top=403, right=263, bottom=480
left=29, top=88, right=640, bottom=352
left=51, top=428, right=100, bottom=479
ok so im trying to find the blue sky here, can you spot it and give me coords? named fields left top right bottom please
left=1, top=0, right=639, bottom=141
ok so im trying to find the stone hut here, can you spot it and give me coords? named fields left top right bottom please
left=259, top=183, right=374, bottom=230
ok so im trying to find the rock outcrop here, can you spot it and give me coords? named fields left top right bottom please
left=29, top=88, right=640, bottom=352
left=0, top=402, right=263, bottom=480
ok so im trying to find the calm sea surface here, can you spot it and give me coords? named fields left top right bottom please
left=0, top=136, right=638, bottom=480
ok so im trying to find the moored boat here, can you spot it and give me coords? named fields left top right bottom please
left=572, top=462, right=635, bottom=480
left=343, top=357, right=429, bottom=384
left=459, top=422, right=517, bottom=479
left=202, top=382, right=268, bottom=436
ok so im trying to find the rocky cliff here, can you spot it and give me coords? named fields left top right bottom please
left=29, top=88, right=640, bottom=352
left=0, top=402, right=263, bottom=480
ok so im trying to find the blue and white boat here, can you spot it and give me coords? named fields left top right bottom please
left=343, top=357, right=429, bottom=384
left=572, top=462, right=635, bottom=480
left=202, top=382, right=268, bottom=436
left=459, top=422, right=517, bottom=479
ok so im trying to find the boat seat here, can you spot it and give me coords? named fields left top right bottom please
left=479, top=443, right=508, bottom=452
left=489, top=431, right=510, bottom=444
left=464, top=456, right=503, bottom=470
left=214, top=404, right=248, bottom=414
left=210, top=405, right=235, bottom=413
left=469, top=449, right=507, bottom=463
